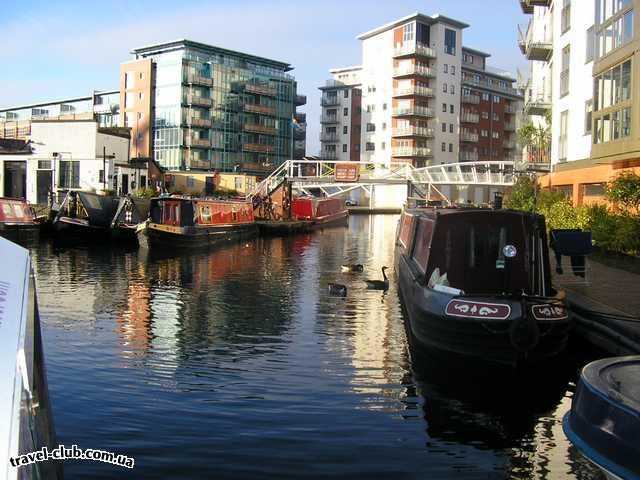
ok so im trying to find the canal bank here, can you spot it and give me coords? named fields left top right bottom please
left=28, top=215, right=602, bottom=479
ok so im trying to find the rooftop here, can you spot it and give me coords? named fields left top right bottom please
left=131, top=39, right=293, bottom=72
left=357, top=12, right=469, bottom=40
left=462, top=46, right=491, bottom=58
left=0, top=90, right=119, bottom=114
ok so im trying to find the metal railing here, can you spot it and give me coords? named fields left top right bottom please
left=185, top=73, right=213, bottom=86
left=393, top=65, right=435, bottom=77
left=244, top=103, right=276, bottom=115
left=186, top=95, right=213, bottom=107
left=392, top=147, right=433, bottom=157
left=462, top=94, right=481, bottom=104
left=392, top=126, right=434, bottom=137
left=244, top=123, right=278, bottom=135
left=460, top=131, right=479, bottom=142
left=460, top=151, right=479, bottom=162
left=392, top=106, right=434, bottom=117
left=394, top=43, right=436, bottom=58
left=320, top=132, right=340, bottom=142
left=321, top=96, right=340, bottom=106
left=461, top=112, right=480, bottom=123
left=320, top=114, right=339, bottom=124
left=393, top=86, right=434, bottom=97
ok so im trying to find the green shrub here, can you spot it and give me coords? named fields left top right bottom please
left=605, top=171, right=640, bottom=214
left=133, top=187, right=158, bottom=199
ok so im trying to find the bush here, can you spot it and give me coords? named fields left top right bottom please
left=605, top=171, right=640, bottom=214
left=133, top=187, right=158, bottom=199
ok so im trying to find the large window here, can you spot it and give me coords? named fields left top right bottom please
left=416, top=23, right=430, bottom=45
left=594, top=59, right=631, bottom=111
left=586, top=26, right=595, bottom=62
left=561, top=45, right=570, bottom=97
left=596, top=2, right=633, bottom=59
left=444, top=29, right=456, bottom=55
left=585, top=100, right=593, bottom=134
left=559, top=111, right=569, bottom=162
left=59, top=161, right=80, bottom=189
left=561, top=0, right=571, bottom=33
left=403, top=23, right=414, bottom=43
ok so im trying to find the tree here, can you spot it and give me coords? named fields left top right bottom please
left=517, top=110, right=551, bottom=165
left=505, top=176, right=537, bottom=212
left=606, top=171, right=640, bottom=214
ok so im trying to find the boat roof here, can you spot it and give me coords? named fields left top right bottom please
left=151, top=196, right=250, bottom=204
left=582, top=356, right=640, bottom=415
left=0, top=237, right=31, bottom=477
left=405, top=207, right=543, bottom=220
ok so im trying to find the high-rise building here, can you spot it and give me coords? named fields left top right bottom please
left=319, top=13, right=522, bottom=185
left=519, top=0, right=640, bottom=205
left=120, top=39, right=306, bottom=174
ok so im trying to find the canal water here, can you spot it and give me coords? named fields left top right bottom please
left=30, top=215, right=603, bottom=479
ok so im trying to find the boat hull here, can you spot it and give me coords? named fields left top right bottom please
left=137, top=222, right=258, bottom=250
left=311, top=210, right=349, bottom=229
left=0, top=222, right=40, bottom=242
left=396, top=253, right=572, bottom=369
left=53, top=216, right=110, bottom=241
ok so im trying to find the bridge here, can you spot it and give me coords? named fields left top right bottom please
left=248, top=160, right=516, bottom=204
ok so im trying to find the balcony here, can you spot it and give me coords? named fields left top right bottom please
left=519, top=0, right=534, bottom=14
left=460, top=151, right=479, bottom=162
left=392, top=106, right=434, bottom=118
left=321, top=150, right=338, bottom=160
left=186, top=117, right=212, bottom=128
left=503, top=140, right=516, bottom=149
left=518, top=22, right=553, bottom=61
left=186, top=95, right=213, bottom=107
left=245, top=83, right=277, bottom=97
left=394, top=42, right=436, bottom=59
left=393, top=85, right=434, bottom=98
left=244, top=103, right=276, bottom=116
left=393, top=65, right=435, bottom=78
left=462, top=76, right=520, bottom=97
left=185, top=136, right=211, bottom=148
left=243, top=143, right=275, bottom=154
left=320, top=114, right=339, bottom=124
left=244, top=123, right=278, bottom=135
left=461, top=111, right=480, bottom=123
left=392, top=147, right=433, bottom=158
left=504, top=121, right=516, bottom=131
left=293, top=125, right=306, bottom=140
left=295, top=94, right=307, bottom=106
left=460, top=131, right=479, bottom=143
left=524, top=94, right=551, bottom=116
left=321, top=96, right=340, bottom=107
left=462, top=93, right=481, bottom=105
left=320, top=132, right=340, bottom=142
left=504, top=104, right=518, bottom=114
left=185, top=73, right=213, bottom=87
left=392, top=126, right=434, bottom=138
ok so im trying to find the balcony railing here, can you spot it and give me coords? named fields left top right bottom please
left=392, top=126, right=434, bottom=138
left=392, top=106, right=434, bottom=117
left=461, top=111, right=480, bottom=123
left=462, top=94, right=481, bottom=104
left=393, top=65, right=435, bottom=78
left=243, top=143, right=275, bottom=154
left=185, top=73, right=213, bottom=87
left=320, top=132, right=340, bottom=142
left=320, top=114, right=339, bottom=124
left=321, top=150, right=338, bottom=160
left=244, top=103, right=276, bottom=116
left=518, top=21, right=553, bottom=61
left=321, top=96, right=340, bottom=106
left=460, top=131, right=479, bottom=142
left=392, top=147, right=433, bottom=157
left=186, top=95, right=213, bottom=107
left=244, top=123, right=278, bottom=135
left=393, top=85, right=434, bottom=98
left=185, top=136, right=211, bottom=148
left=245, top=83, right=277, bottom=97
left=461, top=76, right=519, bottom=96
left=504, top=121, right=516, bottom=131
left=186, top=117, right=212, bottom=128
left=524, top=94, right=551, bottom=116
left=460, top=151, right=479, bottom=162
left=504, top=104, right=518, bottom=114
left=393, top=43, right=436, bottom=59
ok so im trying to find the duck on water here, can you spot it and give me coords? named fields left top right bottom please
left=394, top=208, right=572, bottom=370
left=365, top=267, right=389, bottom=290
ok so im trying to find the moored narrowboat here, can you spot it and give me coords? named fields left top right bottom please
left=291, top=196, right=348, bottom=228
left=136, top=196, right=258, bottom=250
left=0, top=197, right=39, bottom=242
left=395, top=208, right=571, bottom=369
left=53, top=191, right=118, bottom=240
left=111, top=196, right=151, bottom=242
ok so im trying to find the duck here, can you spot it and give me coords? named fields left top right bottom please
left=365, top=266, right=389, bottom=291
left=341, top=263, right=364, bottom=273
left=328, top=283, right=348, bottom=297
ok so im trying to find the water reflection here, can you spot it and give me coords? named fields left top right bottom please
left=26, top=216, right=604, bottom=479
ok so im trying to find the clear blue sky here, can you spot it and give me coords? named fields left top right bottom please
left=0, top=0, right=529, bottom=155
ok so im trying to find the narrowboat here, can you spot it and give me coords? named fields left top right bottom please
left=291, top=196, right=348, bottom=228
left=110, top=196, right=151, bottom=242
left=564, top=356, right=640, bottom=480
left=0, top=197, right=39, bottom=242
left=395, top=208, right=571, bottom=369
left=136, top=196, right=258, bottom=250
left=0, top=237, right=63, bottom=480
left=53, top=191, right=118, bottom=240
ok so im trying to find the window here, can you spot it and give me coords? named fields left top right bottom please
left=383, top=103, right=387, bottom=110
left=343, top=144, right=348, bottom=153
left=444, top=64, right=449, bottom=73
left=493, top=95, right=501, bottom=103
left=343, top=107, right=348, bottom=116
left=344, top=90, right=349, bottom=98
left=586, top=26, right=595, bottom=62
left=343, top=126, right=348, bottom=134
left=481, top=130, right=488, bottom=137
left=441, top=142, right=446, bottom=152
left=125, top=92, right=135, bottom=108
left=450, top=84, right=455, bottom=95
left=366, top=142, right=375, bottom=151
left=612, top=110, right=620, bottom=139
left=492, top=131, right=500, bottom=139
left=585, top=100, right=593, bottom=134
left=482, top=93, right=490, bottom=101
left=442, top=123, right=447, bottom=132
left=450, top=105, right=454, bottom=114
left=481, top=111, right=489, bottom=119
left=451, top=66, right=456, bottom=75
left=561, top=45, right=570, bottom=97
left=621, top=59, right=631, bottom=100
left=403, top=23, right=414, bottom=43
left=59, top=161, right=80, bottom=189
left=382, top=122, right=387, bottom=130
left=561, top=0, right=571, bottom=33
left=594, top=59, right=632, bottom=111
left=492, top=112, right=500, bottom=121
left=622, top=107, right=631, bottom=137
left=559, top=111, right=569, bottom=161
left=125, top=72, right=133, bottom=89
left=442, top=103, right=447, bottom=112
left=381, top=142, right=386, bottom=150
left=449, top=124, right=454, bottom=133
left=38, top=160, right=52, bottom=170
left=137, top=112, right=143, bottom=120
left=448, top=143, right=453, bottom=152
left=417, top=22, right=431, bottom=45
left=603, top=113, right=611, bottom=142
left=443, top=84, right=448, bottom=93
left=445, top=28, right=457, bottom=55
left=596, top=5, right=634, bottom=58
left=366, top=123, right=376, bottom=132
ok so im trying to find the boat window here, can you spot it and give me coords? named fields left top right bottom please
left=199, top=204, right=212, bottom=224
left=2, top=203, right=14, bottom=218
left=411, top=217, right=435, bottom=273
left=13, top=203, right=25, bottom=218
left=398, top=214, right=415, bottom=250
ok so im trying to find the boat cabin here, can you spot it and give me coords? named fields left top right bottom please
left=0, top=197, right=36, bottom=226
left=291, top=197, right=346, bottom=221
left=57, top=191, right=119, bottom=228
left=397, top=208, right=552, bottom=297
left=149, top=197, right=254, bottom=227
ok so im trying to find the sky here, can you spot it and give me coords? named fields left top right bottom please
left=0, top=0, right=530, bottom=155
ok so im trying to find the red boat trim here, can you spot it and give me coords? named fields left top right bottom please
left=445, top=299, right=512, bottom=320
left=531, top=304, right=568, bottom=321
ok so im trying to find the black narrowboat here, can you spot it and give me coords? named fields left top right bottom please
left=136, top=196, right=258, bottom=250
left=53, top=191, right=118, bottom=240
left=394, top=208, right=571, bottom=369
left=111, top=196, right=151, bottom=242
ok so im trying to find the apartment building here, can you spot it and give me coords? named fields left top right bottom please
left=520, top=0, right=640, bottom=205
left=0, top=91, right=120, bottom=140
left=319, top=13, right=522, bottom=175
left=121, top=39, right=306, bottom=174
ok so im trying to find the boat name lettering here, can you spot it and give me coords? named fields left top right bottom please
left=531, top=304, right=568, bottom=320
left=445, top=299, right=511, bottom=320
